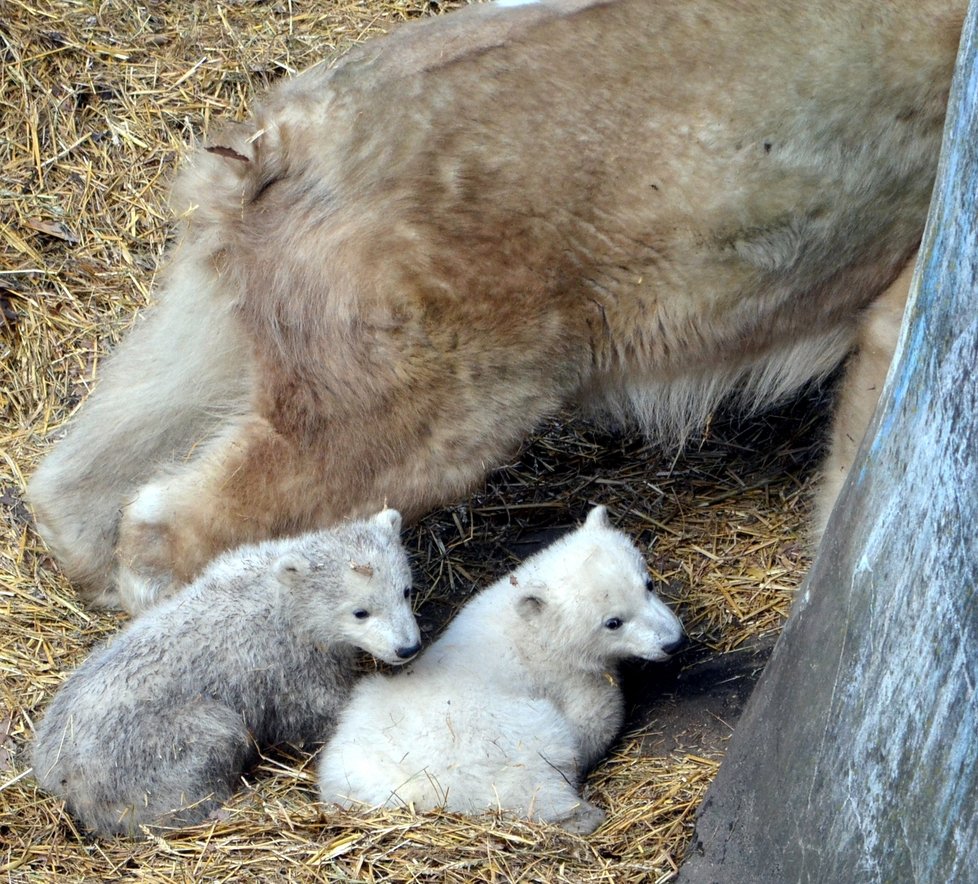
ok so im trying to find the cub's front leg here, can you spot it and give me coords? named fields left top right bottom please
left=554, top=676, right=626, bottom=772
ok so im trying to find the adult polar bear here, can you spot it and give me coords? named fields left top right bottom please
left=29, top=0, right=965, bottom=611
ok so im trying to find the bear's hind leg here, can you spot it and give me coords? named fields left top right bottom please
left=28, top=246, right=252, bottom=607
left=102, top=701, right=255, bottom=837
left=38, top=700, right=254, bottom=838
left=813, top=256, right=914, bottom=542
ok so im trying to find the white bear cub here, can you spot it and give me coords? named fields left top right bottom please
left=318, top=506, right=685, bottom=833
left=32, top=510, right=420, bottom=838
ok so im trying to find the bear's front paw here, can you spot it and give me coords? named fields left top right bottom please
left=115, top=483, right=184, bottom=614
left=114, top=558, right=179, bottom=615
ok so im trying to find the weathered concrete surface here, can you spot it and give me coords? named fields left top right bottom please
left=676, top=4, right=978, bottom=881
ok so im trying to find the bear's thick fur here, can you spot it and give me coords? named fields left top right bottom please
left=318, top=506, right=684, bottom=833
left=31, top=510, right=420, bottom=837
left=26, top=0, right=966, bottom=611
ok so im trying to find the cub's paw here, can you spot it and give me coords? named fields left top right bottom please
left=554, top=800, right=606, bottom=835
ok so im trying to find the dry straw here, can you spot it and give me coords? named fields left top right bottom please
left=1, top=1, right=823, bottom=879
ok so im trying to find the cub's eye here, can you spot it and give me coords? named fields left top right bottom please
left=354, top=610, right=370, bottom=620
left=403, top=587, right=411, bottom=599
left=604, top=617, right=623, bottom=631
left=645, top=577, right=655, bottom=592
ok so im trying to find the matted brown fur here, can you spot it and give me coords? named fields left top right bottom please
left=5, top=1, right=827, bottom=879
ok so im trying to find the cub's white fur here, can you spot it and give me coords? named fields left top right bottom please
left=32, top=510, right=421, bottom=838
left=318, top=506, right=684, bottom=833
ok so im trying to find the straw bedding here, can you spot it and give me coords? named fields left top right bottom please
left=0, top=1, right=825, bottom=879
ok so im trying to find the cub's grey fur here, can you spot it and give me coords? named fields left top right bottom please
left=319, top=506, right=684, bottom=833
left=32, top=510, right=420, bottom=837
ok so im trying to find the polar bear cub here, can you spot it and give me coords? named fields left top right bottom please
left=32, top=510, right=420, bottom=837
left=318, top=506, right=685, bottom=833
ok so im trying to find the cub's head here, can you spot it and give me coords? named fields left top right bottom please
left=274, top=509, right=421, bottom=665
left=518, top=506, right=685, bottom=669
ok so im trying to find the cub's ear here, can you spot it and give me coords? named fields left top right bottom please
left=273, top=553, right=309, bottom=586
left=373, top=508, right=403, bottom=534
left=517, top=594, right=546, bottom=618
left=584, top=505, right=611, bottom=529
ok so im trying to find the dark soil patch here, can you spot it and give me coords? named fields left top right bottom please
left=623, top=639, right=775, bottom=757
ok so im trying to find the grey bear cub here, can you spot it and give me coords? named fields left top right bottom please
left=32, top=509, right=420, bottom=837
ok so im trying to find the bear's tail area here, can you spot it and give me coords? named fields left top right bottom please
left=168, top=113, right=291, bottom=234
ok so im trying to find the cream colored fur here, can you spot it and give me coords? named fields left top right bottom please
left=27, top=0, right=964, bottom=610
left=813, top=258, right=916, bottom=540
left=28, top=248, right=253, bottom=608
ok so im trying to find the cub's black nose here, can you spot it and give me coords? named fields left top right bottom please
left=396, top=641, right=422, bottom=660
left=662, top=634, right=689, bottom=656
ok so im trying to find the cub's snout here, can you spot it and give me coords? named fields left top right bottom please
left=661, top=633, right=689, bottom=656
left=395, top=640, right=423, bottom=661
